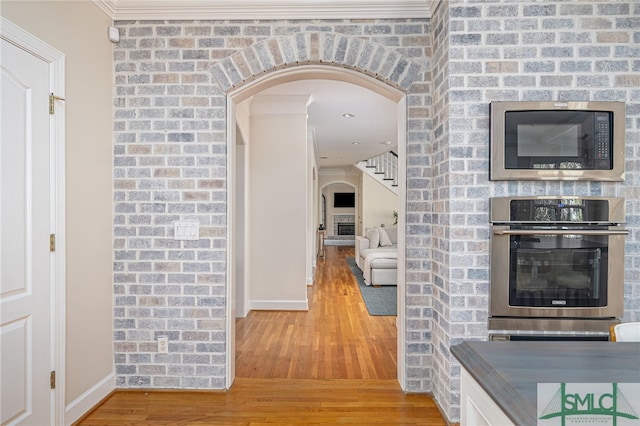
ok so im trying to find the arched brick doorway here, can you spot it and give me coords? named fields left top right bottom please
left=218, top=32, right=422, bottom=389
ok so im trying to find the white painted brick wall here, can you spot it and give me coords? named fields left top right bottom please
left=431, top=0, right=640, bottom=421
left=113, top=18, right=434, bottom=394
left=113, top=2, right=639, bottom=422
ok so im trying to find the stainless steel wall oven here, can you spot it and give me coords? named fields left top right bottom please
left=489, top=196, right=628, bottom=333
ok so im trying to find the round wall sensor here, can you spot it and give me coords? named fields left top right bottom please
left=108, top=26, right=120, bottom=43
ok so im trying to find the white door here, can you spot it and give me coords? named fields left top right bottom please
left=1, top=37, right=55, bottom=425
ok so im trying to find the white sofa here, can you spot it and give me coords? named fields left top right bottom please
left=355, top=226, right=397, bottom=286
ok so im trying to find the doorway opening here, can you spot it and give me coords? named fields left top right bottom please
left=321, top=181, right=358, bottom=247
left=225, top=65, right=407, bottom=389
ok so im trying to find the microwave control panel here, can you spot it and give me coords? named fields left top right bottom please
left=594, top=112, right=611, bottom=162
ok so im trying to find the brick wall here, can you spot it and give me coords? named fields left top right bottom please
left=432, top=0, right=640, bottom=420
left=112, top=18, right=434, bottom=393
left=113, top=2, right=639, bottom=422
left=429, top=0, right=455, bottom=418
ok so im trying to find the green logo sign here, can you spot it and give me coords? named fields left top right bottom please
left=538, top=383, right=640, bottom=425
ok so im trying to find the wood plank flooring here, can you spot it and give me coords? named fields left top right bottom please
left=235, top=245, right=397, bottom=379
left=77, top=246, right=446, bottom=425
left=78, top=378, right=446, bottom=425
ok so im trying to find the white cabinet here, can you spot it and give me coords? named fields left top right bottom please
left=460, top=368, right=515, bottom=426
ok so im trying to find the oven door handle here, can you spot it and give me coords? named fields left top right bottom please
left=493, top=229, right=629, bottom=236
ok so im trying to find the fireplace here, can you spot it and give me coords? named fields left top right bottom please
left=337, top=223, right=355, bottom=236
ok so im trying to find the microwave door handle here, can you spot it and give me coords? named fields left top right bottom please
left=493, top=229, right=629, bottom=236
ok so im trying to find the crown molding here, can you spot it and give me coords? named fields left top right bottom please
left=94, top=0, right=436, bottom=21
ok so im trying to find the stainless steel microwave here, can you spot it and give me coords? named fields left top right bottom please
left=490, top=101, right=626, bottom=181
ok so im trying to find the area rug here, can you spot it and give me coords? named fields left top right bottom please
left=346, top=257, right=397, bottom=316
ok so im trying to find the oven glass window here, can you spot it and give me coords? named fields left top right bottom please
left=509, top=233, right=608, bottom=307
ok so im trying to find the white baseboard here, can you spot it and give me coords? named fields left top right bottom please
left=65, top=372, right=115, bottom=425
left=236, top=305, right=250, bottom=318
left=250, top=299, right=308, bottom=311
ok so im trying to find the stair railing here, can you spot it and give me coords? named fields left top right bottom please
left=365, top=150, right=398, bottom=187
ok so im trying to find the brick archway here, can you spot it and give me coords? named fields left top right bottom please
left=111, top=18, right=435, bottom=412
left=222, top=38, right=415, bottom=390
left=210, top=32, right=424, bottom=92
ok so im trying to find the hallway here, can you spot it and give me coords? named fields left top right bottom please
left=235, top=245, right=398, bottom=379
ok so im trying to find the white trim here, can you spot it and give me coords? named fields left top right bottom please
left=225, top=97, right=236, bottom=389
left=92, top=0, right=117, bottom=18
left=0, top=18, right=63, bottom=62
left=395, top=96, right=407, bottom=390
left=320, top=182, right=358, bottom=190
left=250, top=299, right=310, bottom=311
left=230, top=66, right=405, bottom=104
left=64, top=373, right=116, bottom=426
left=241, top=141, right=251, bottom=320
left=94, top=0, right=435, bottom=20
left=51, top=45, right=67, bottom=426
left=1, top=17, right=67, bottom=426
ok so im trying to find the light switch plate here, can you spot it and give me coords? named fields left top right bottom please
left=174, top=221, right=199, bottom=240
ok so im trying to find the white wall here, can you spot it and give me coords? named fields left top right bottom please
left=307, top=132, right=318, bottom=284
left=235, top=101, right=251, bottom=318
left=362, top=172, right=398, bottom=231
left=0, top=0, right=115, bottom=417
left=234, top=126, right=248, bottom=317
left=318, top=168, right=360, bottom=193
left=248, top=95, right=310, bottom=309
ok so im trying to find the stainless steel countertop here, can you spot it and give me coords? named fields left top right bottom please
left=450, top=341, right=640, bottom=426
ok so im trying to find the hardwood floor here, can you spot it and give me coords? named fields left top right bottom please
left=78, top=378, right=446, bottom=425
left=77, top=246, right=446, bottom=425
left=236, top=245, right=397, bottom=379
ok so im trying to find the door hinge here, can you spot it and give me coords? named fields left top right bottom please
left=49, top=93, right=65, bottom=115
left=50, top=234, right=56, bottom=252
left=50, top=371, right=56, bottom=389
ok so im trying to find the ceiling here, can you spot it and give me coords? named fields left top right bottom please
left=94, top=0, right=422, bottom=170
left=259, top=80, right=398, bottom=168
